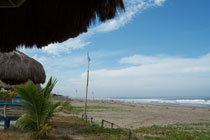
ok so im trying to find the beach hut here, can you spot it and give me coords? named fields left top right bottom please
left=0, top=51, right=46, bottom=89
left=0, top=0, right=124, bottom=52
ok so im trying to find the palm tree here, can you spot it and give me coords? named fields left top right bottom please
left=14, top=77, right=60, bottom=138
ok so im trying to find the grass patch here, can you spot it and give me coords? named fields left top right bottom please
left=79, top=126, right=130, bottom=140
left=134, top=123, right=210, bottom=140
left=51, top=116, right=132, bottom=140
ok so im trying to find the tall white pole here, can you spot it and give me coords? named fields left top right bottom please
left=84, top=52, right=90, bottom=118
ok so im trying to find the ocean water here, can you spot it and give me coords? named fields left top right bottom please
left=96, top=96, right=210, bottom=107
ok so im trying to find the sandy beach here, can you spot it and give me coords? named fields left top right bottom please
left=71, top=99, right=210, bottom=129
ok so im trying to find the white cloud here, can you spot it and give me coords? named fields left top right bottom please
left=87, top=54, right=210, bottom=78
left=120, top=53, right=210, bottom=66
left=120, top=54, right=170, bottom=64
left=42, top=36, right=91, bottom=55
left=72, top=53, right=210, bottom=97
left=153, top=0, right=167, bottom=6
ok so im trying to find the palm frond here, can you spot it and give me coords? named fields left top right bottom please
left=43, top=77, right=57, bottom=98
left=14, top=77, right=59, bottom=137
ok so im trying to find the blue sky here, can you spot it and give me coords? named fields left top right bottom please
left=21, top=0, right=210, bottom=98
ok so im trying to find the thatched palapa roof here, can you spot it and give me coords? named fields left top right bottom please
left=0, top=51, right=46, bottom=87
left=0, top=0, right=125, bottom=52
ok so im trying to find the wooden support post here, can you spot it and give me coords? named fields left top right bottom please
left=3, top=105, right=6, bottom=118
left=111, top=123, right=114, bottom=129
left=128, top=129, right=132, bottom=140
left=82, top=114, right=87, bottom=121
left=101, top=120, right=104, bottom=128
left=91, top=117, right=93, bottom=126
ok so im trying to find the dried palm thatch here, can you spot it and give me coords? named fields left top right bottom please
left=0, top=0, right=125, bottom=52
left=0, top=51, right=46, bottom=88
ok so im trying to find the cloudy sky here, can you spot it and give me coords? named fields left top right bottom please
left=20, top=0, right=210, bottom=98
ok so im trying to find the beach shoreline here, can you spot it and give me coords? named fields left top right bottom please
left=71, top=99, right=210, bottom=129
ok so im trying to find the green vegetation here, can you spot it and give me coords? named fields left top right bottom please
left=0, top=89, right=16, bottom=101
left=0, top=116, right=133, bottom=140
left=79, top=125, right=130, bottom=140
left=14, top=77, right=60, bottom=138
left=134, top=122, right=210, bottom=140
left=53, top=116, right=132, bottom=140
left=63, top=105, right=120, bottom=113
